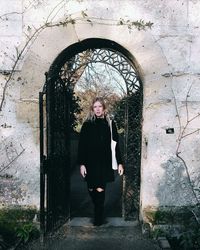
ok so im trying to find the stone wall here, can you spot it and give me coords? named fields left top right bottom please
left=0, top=0, right=200, bottom=220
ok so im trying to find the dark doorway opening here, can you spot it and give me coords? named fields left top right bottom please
left=40, top=38, right=143, bottom=232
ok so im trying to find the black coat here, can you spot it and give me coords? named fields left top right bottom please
left=78, top=117, right=122, bottom=187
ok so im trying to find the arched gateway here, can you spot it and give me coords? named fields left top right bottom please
left=39, top=38, right=143, bottom=232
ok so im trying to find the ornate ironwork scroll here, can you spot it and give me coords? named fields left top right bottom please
left=59, top=48, right=140, bottom=95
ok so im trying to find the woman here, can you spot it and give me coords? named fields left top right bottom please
left=78, top=97, right=124, bottom=226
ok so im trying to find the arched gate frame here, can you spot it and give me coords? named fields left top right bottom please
left=39, top=38, right=143, bottom=233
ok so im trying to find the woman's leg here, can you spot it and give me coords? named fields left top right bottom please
left=87, top=184, right=106, bottom=226
left=93, top=187, right=105, bottom=226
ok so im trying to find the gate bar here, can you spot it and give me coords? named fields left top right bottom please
left=39, top=91, right=45, bottom=233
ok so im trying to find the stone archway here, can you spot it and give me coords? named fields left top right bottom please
left=40, top=38, right=143, bottom=231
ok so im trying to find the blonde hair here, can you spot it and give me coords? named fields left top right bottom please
left=86, top=97, right=109, bottom=122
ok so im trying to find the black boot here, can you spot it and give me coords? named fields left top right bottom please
left=93, top=190, right=105, bottom=226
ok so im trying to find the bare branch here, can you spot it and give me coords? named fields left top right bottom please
left=182, top=128, right=200, bottom=139
left=176, top=154, right=200, bottom=205
left=188, top=113, right=200, bottom=123
left=185, top=83, right=193, bottom=122
left=190, top=207, right=200, bottom=225
left=171, top=88, right=182, bottom=135
left=0, top=24, right=45, bottom=111
left=0, top=147, right=25, bottom=173
left=172, top=81, right=200, bottom=209
left=0, top=0, right=34, bottom=22
left=45, top=0, right=66, bottom=24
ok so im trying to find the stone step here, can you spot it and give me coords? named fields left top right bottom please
left=67, top=217, right=139, bottom=227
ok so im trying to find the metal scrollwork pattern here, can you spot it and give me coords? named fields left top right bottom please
left=59, top=48, right=140, bottom=95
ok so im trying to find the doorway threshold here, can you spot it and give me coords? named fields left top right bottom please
left=67, top=217, right=138, bottom=227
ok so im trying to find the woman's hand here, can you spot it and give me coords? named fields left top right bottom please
left=118, top=164, right=124, bottom=176
left=80, top=165, right=87, bottom=178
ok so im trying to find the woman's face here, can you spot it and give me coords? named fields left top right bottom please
left=93, top=101, right=105, bottom=117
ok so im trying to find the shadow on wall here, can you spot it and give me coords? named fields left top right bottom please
left=144, top=156, right=200, bottom=249
left=157, top=156, right=195, bottom=207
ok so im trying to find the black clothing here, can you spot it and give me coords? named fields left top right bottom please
left=88, top=189, right=105, bottom=226
left=93, top=190, right=105, bottom=226
left=78, top=117, right=122, bottom=187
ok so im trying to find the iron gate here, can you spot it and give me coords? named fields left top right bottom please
left=40, top=38, right=143, bottom=232
left=40, top=73, right=72, bottom=233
